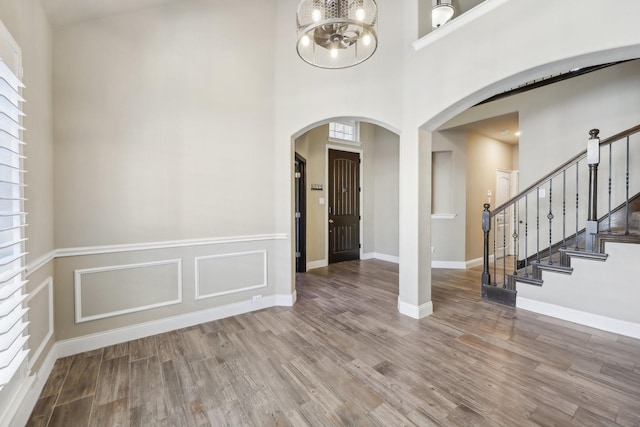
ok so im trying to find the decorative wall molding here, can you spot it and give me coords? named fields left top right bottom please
left=57, top=234, right=287, bottom=258
left=57, top=292, right=298, bottom=358
left=517, top=297, right=640, bottom=340
left=25, top=250, right=56, bottom=278
left=25, top=234, right=287, bottom=277
left=195, top=250, right=267, bottom=300
left=74, top=259, right=183, bottom=323
left=26, top=277, right=54, bottom=369
left=398, top=298, right=433, bottom=319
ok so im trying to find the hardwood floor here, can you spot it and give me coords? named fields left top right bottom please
left=27, top=260, right=640, bottom=426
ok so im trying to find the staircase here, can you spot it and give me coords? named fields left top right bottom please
left=481, top=124, right=640, bottom=306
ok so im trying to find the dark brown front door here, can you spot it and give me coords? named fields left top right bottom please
left=328, top=149, right=360, bottom=264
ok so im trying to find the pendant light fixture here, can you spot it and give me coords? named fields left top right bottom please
left=432, top=0, right=454, bottom=29
left=296, top=0, right=378, bottom=69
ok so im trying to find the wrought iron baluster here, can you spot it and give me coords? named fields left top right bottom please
left=626, top=136, right=630, bottom=235
left=493, top=215, right=497, bottom=285
left=536, top=187, right=540, bottom=263
left=524, top=194, right=529, bottom=278
left=503, top=209, right=507, bottom=288
left=575, top=161, right=580, bottom=250
left=513, top=200, right=518, bottom=277
left=608, top=142, right=612, bottom=233
left=548, top=178, right=554, bottom=265
left=562, top=170, right=567, bottom=248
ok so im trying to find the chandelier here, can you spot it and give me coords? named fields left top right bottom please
left=296, top=0, right=378, bottom=69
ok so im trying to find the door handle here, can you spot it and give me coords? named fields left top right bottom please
left=328, top=219, right=334, bottom=223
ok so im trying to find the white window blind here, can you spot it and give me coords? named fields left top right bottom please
left=0, top=58, right=28, bottom=392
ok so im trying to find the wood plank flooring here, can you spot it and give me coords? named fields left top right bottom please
left=27, top=260, right=640, bottom=426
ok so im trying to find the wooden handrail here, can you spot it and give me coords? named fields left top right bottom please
left=490, top=123, right=640, bottom=217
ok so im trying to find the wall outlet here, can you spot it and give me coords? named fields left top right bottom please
left=252, top=294, right=263, bottom=303
left=431, top=246, right=435, bottom=253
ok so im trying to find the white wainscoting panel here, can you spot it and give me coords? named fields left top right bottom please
left=74, top=259, right=183, bottom=323
left=195, top=250, right=267, bottom=300
left=26, top=277, right=54, bottom=369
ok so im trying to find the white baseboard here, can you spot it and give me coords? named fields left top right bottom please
left=371, top=253, right=399, bottom=264
left=397, top=298, right=433, bottom=319
left=275, top=291, right=297, bottom=306
left=362, top=253, right=399, bottom=264
left=465, top=255, right=496, bottom=269
left=3, top=345, right=57, bottom=427
left=57, top=294, right=294, bottom=358
left=307, top=260, right=328, bottom=270
left=431, top=261, right=466, bottom=269
left=517, top=297, right=640, bottom=340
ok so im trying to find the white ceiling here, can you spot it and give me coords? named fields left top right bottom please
left=442, top=112, right=520, bottom=145
left=40, top=0, right=180, bottom=27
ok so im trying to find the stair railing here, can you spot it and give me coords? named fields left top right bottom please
left=481, top=124, right=640, bottom=305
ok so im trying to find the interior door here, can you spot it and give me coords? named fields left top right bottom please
left=495, top=170, right=512, bottom=259
left=295, top=154, right=306, bottom=272
left=328, top=149, right=360, bottom=264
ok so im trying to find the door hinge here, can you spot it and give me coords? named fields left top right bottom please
left=359, top=215, right=361, bottom=220
left=359, top=243, right=362, bottom=249
left=295, top=252, right=301, bottom=258
left=359, top=187, right=362, bottom=192
left=359, top=158, right=361, bottom=164
left=295, top=212, right=301, bottom=218
left=294, top=172, right=301, bottom=179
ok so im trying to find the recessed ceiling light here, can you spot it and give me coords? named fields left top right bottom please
left=515, top=131, right=521, bottom=136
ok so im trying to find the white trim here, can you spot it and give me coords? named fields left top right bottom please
left=307, top=259, right=328, bottom=270
left=431, top=213, right=457, bottom=220
left=57, top=234, right=287, bottom=258
left=398, top=298, right=433, bottom=319
left=328, top=137, right=362, bottom=146
left=24, top=234, right=288, bottom=278
left=195, top=250, right=267, bottom=300
left=372, top=253, right=399, bottom=264
left=56, top=294, right=292, bottom=358
left=413, top=0, right=510, bottom=51
left=431, top=261, right=466, bottom=269
left=325, top=144, right=365, bottom=260
left=26, top=277, right=54, bottom=370
left=361, top=252, right=375, bottom=260
left=25, top=251, right=55, bottom=277
left=275, top=291, right=297, bottom=306
left=74, top=259, right=183, bottom=323
left=517, top=297, right=640, bottom=340
left=1, top=345, right=56, bottom=427
left=465, top=254, right=495, bottom=269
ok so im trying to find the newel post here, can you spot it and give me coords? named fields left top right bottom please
left=482, top=203, right=491, bottom=286
left=586, top=129, right=600, bottom=252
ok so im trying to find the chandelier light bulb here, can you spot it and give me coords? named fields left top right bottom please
left=331, top=48, right=338, bottom=58
left=312, top=9, right=322, bottom=22
left=356, top=8, right=365, bottom=21
left=301, top=35, right=310, bottom=46
left=363, top=34, right=371, bottom=46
